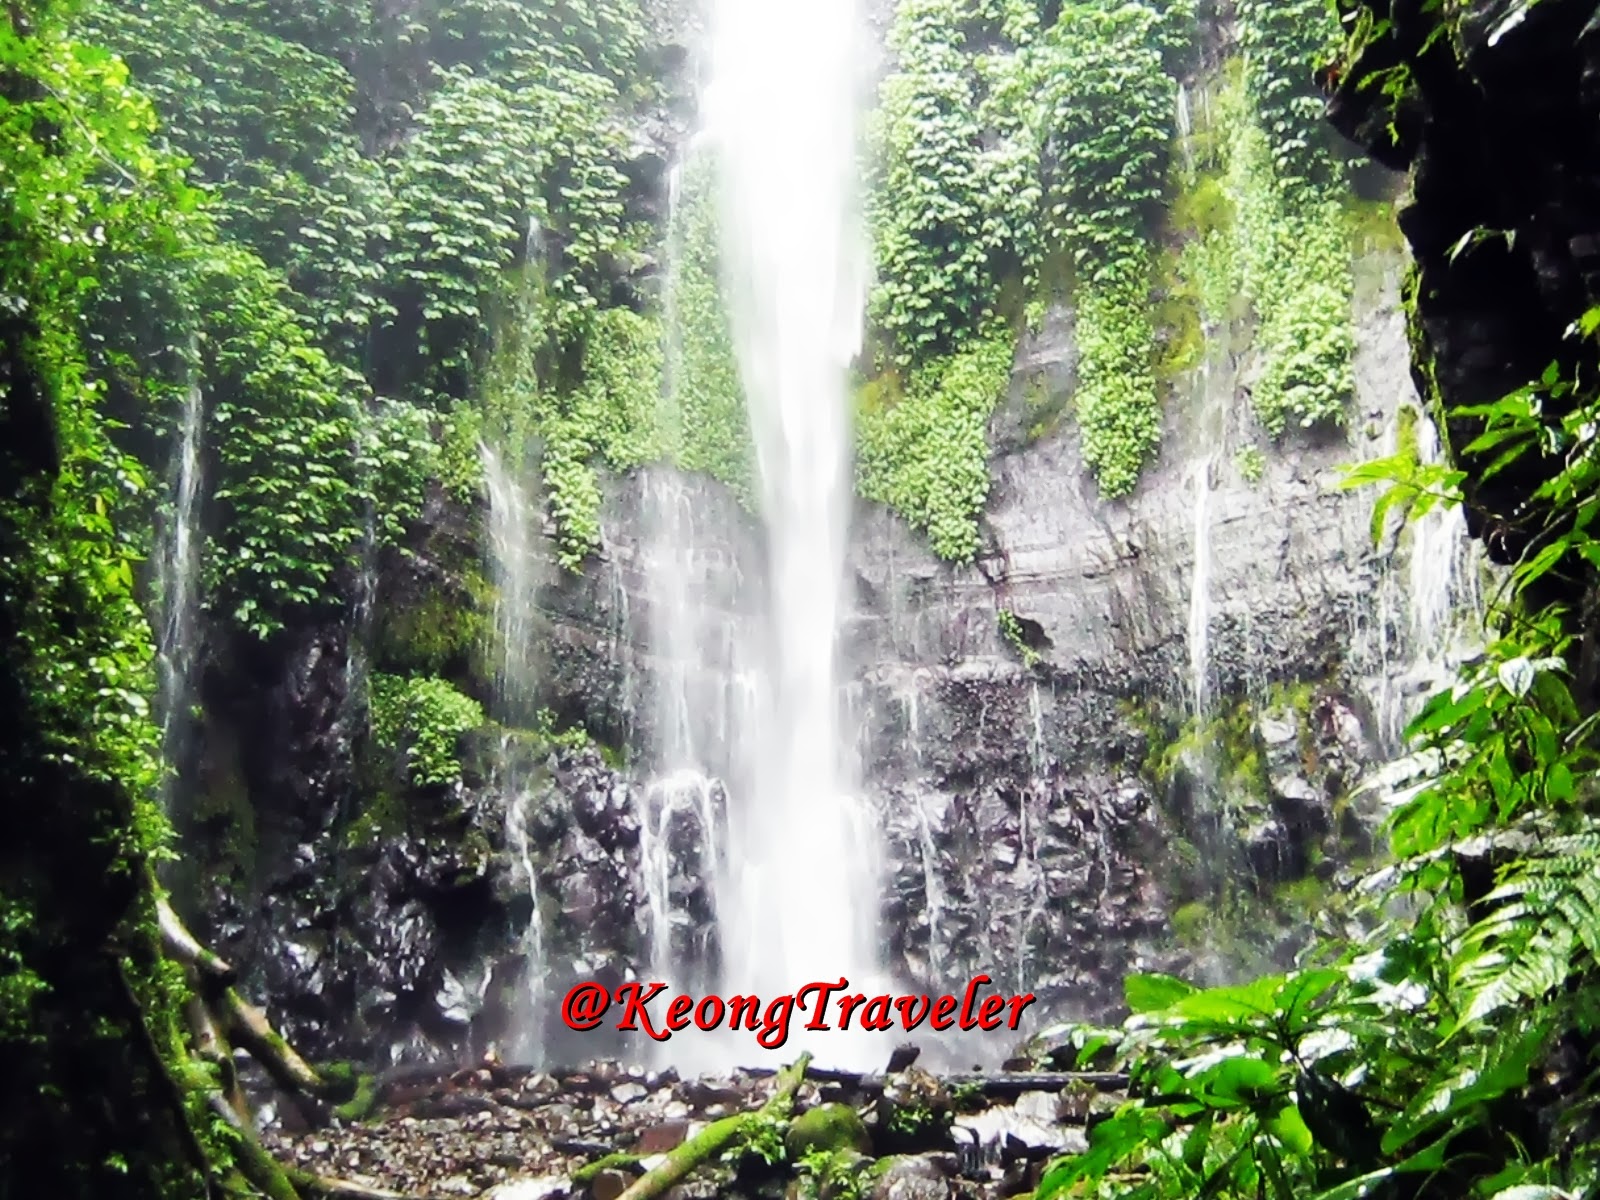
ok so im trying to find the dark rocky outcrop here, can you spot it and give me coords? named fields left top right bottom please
left=1328, top=0, right=1600, bottom=583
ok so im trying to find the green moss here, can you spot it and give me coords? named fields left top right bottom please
left=327, top=1065, right=378, bottom=1123
left=1170, top=172, right=1235, bottom=240
left=786, top=1104, right=871, bottom=1158
left=345, top=784, right=407, bottom=849
left=1396, top=402, right=1421, bottom=464
left=189, top=731, right=258, bottom=889
left=1274, top=874, right=1329, bottom=915
left=1155, top=258, right=1206, bottom=383
left=572, top=1153, right=641, bottom=1184
left=1347, top=195, right=1405, bottom=257
left=1171, top=900, right=1210, bottom=948
left=374, top=573, right=490, bottom=678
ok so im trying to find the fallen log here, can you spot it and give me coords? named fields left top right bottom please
left=218, top=982, right=347, bottom=1101
left=741, top=1066, right=1127, bottom=1096
left=571, top=1152, right=643, bottom=1183
left=939, top=1072, right=1128, bottom=1097
left=156, top=893, right=236, bottom=983
left=611, top=1054, right=812, bottom=1200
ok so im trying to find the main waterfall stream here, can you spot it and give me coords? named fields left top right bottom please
left=693, top=0, right=885, bottom=1066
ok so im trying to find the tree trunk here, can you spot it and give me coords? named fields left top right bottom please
left=612, top=1055, right=812, bottom=1200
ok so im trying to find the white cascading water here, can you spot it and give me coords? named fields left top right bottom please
left=634, top=159, right=752, bottom=1009
left=703, top=0, right=885, bottom=1065
left=1359, top=399, right=1487, bottom=749
left=1187, top=457, right=1214, bottom=719
left=1187, top=356, right=1228, bottom=721
left=481, top=444, right=549, bottom=1064
left=1408, top=411, right=1484, bottom=655
left=156, top=377, right=205, bottom=808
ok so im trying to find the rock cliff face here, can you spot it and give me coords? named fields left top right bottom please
left=180, top=10, right=1483, bottom=1070
left=523, top=252, right=1437, bottom=1048
left=1329, top=0, right=1600, bottom=687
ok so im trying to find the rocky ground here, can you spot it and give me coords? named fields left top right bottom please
left=263, top=1049, right=1120, bottom=1200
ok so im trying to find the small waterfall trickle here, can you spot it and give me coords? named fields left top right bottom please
left=1408, top=413, right=1483, bottom=655
left=633, top=172, right=747, bottom=1036
left=1011, top=682, right=1052, bottom=996
left=156, top=376, right=205, bottom=810
left=1188, top=458, right=1214, bottom=719
left=481, top=444, right=549, bottom=1063
left=912, top=798, right=946, bottom=981
left=1361, top=403, right=1487, bottom=748
left=638, top=769, right=725, bottom=989
left=1175, top=82, right=1194, bottom=178
left=1186, top=358, right=1227, bottom=720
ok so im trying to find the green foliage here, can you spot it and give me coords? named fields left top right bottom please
left=739, top=1113, right=789, bottom=1168
left=0, top=5, right=238, bottom=1189
left=532, top=304, right=666, bottom=568
left=866, top=0, right=1041, bottom=363
left=1032, top=1, right=1178, bottom=496
left=887, top=1100, right=936, bottom=1136
left=197, top=243, right=364, bottom=636
left=1035, top=345, right=1600, bottom=1200
left=82, top=0, right=656, bottom=613
left=1235, top=444, right=1266, bottom=485
left=1074, top=264, right=1163, bottom=498
left=1234, top=0, right=1344, bottom=190
left=369, top=674, right=485, bottom=787
left=1231, top=8, right=1355, bottom=435
left=856, top=326, right=1015, bottom=561
left=796, top=1148, right=865, bottom=1200
left=997, top=609, right=1042, bottom=667
left=659, top=155, right=754, bottom=503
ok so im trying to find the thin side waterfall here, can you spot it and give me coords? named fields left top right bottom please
left=1361, top=403, right=1488, bottom=748
left=1188, top=458, right=1214, bottom=718
left=1409, top=412, right=1483, bottom=655
left=912, top=800, right=946, bottom=981
left=634, top=156, right=746, bottom=1021
left=1175, top=82, right=1194, bottom=177
left=481, top=444, right=548, bottom=1064
left=705, top=0, right=884, bottom=1064
left=1187, top=358, right=1226, bottom=720
left=156, top=377, right=205, bottom=809
left=639, top=769, right=725, bottom=988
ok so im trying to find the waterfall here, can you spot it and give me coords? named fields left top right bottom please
left=639, top=769, right=725, bottom=988
left=156, top=377, right=205, bottom=809
left=481, top=444, right=549, bottom=1064
left=704, top=0, right=884, bottom=1065
left=1175, top=82, right=1194, bottom=177
left=1187, top=458, right=1214, bottom=719
left=912, top=799, right=946, bottom=981
left=1408, top=412, right=1483, bottom=656
left=1360, top=403, right=1487, bottom=748
left=1187, top=358, right=1227, bottom=720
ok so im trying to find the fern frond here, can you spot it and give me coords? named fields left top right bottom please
left=1449, top=828, right=1600, bottom=1031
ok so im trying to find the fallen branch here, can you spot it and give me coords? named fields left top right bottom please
left=742, top=1066, right=1127, bottom=1096
left=940, top=1072, right=1128, bottom=1097
left=612, top=1054, right=812, bottom=1200
left=156, top=893, right=236, bottom=983
left=290, top=1171, right=423, bottom=1200
left=571, top=1152, right=643, bottom=1184
left=217, top=983, right=347, bottom=1100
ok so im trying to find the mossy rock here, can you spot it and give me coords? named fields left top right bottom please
left=786, top=1104, right=871, bottom=1159
left=1171, top=899, right=1210, bottom=947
